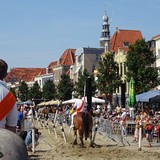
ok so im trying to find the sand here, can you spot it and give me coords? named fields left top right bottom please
left=28, top=121, right=160, bottom=160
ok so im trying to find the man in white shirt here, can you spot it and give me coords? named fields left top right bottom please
left=0, top=59, right=18, bottom=133
left=70, top=95, right=85, bottom=128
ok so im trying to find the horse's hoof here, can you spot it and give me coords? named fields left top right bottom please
left=89, top=144, right=95, bottom=148
left=72, top=141, right=78, bottom=145
left=79, top=144, right=85, bottom=148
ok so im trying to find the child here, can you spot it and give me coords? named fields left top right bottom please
left=133, top=115, right=140, bottom=143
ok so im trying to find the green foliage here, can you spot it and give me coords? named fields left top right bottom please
left=74, top=69, right=90, bottom=97
left=97, top=52, right=122, bottom=95
left=10, top=87, right=17, bottom=98
left=74, top=69, right=97, bottom=97
left=57, top=74, right=74, bottom=101
left=126, top=38, right=159, bottom=93
left=42, top=79, right=56, bottom=100
left=18, top=81, right=29, bottom=101
left=28, top=81, right=42, bottom=100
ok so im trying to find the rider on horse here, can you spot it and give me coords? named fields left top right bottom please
left=70, top=95, right=86, bottom=128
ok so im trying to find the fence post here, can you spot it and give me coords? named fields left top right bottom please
left=32, top=126, right=35, bottom=153
left=92, top=124, right=98, bottom=144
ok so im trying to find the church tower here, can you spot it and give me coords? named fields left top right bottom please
left=99, top=10, right=110, bottom=51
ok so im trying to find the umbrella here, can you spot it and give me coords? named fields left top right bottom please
left=128, top=77, right=136, bottom=107
left=23, top=100, right=33, bottom=105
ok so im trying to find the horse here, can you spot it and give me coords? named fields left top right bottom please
left=72, top=111, right=93, bottom=148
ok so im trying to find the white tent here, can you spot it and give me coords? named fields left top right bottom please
left=89, top=97, right=105, bottom=104
left=62, top=98, right=79, bottom=104
left=37, top=102, right=46, bottom=106
left=49, top=100, right=60, bottom=105
left=62, top=97, right=105, bottom=104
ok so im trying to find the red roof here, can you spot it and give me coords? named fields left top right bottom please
left=59, top=48, right=76, bottom=65
left=6, top=68, right=46, bottom=82
left=110, top=29, right=143, bottom=53
left=48, top=48, right=76, bottom=72
left=48, top=61, right=57, bottom=68
left=48, top=61, right=57, bottom=73
left=152, top=34, right=160, bottom=40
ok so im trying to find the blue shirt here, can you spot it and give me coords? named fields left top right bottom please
left=17, top=111, right=23, bottom=121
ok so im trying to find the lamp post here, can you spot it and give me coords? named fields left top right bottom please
left=86, top=77, right=92, bottom=112
left=121, top=82, right=126, bottom=108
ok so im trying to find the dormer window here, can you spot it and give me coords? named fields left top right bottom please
left=123, top=42, right=129, bottom=48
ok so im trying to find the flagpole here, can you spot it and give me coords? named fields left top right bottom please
left=84, top=84, right=86, bottom=103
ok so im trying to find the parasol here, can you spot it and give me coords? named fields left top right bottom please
left=128, top=77, right=136, bottom=107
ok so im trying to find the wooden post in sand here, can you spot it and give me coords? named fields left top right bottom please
left=138, top=102, right=143, bottom=151
left=32, top=126, right=35, bottom=153
left=92, top=124, right=98, bottom=143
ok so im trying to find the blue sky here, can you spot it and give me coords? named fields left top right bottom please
left=0, top=0, right=159, bottom=69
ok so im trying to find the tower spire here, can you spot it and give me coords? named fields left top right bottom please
left=99, top=6, right=110, bottom=51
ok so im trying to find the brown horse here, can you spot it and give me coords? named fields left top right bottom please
left=72, top=111, right=93, bottom=148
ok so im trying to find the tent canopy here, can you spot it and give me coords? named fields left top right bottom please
left=62, top=97, right=105, bottom=104
left=38, top=100, right=60, bottom=106
left=149, top=95, right=160, bottom=103
left=136, top=90, right=160, bottom=102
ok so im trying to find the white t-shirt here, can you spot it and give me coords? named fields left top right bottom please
left=0, top=80, right=18, bottom=128
left=120, top=111, right=127, bottom=125
left=74, top=98, right=85, bottom=112
left=27, top=108, right=33, bottom=119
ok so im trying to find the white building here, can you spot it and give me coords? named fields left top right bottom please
left=152, top=34, right=160, bottom=89
left=34, top=73, right=54, bottom=90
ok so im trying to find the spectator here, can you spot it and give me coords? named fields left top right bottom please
left=133, top=115, right=140, bottom=143
left=144, top=116, right=154, bottom=147
left=155, top=121, right=160, bottom=143
left=26, top=105, right=34, bottom=122
left=24, top=128, right=40, bottom=151
left=17, top=106, right=24, bottom=130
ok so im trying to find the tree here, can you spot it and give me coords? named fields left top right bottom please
left=96, top=52, right=122, bottom=101
left=74, top=69, right=97, bottom=97
left=126, top=38, right=159, bottom=93
left=57, top=74, right=74, bottom=101
left=18, top=81, right=29, bottom=101
left=28, top=81, right=42, bottom=100
left=10, top=87, right=17, bottom=98
left=42, top=79, right=56, bottom=100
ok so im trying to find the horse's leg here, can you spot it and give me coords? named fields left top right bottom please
left=88, top=130, right=94, bottom=147
left=78, top=129, right=84, bottom=148
left=72, top=129, right=78, bottom=145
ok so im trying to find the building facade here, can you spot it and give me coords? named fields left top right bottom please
left=70, top=47, right=104, bottom=83
left=152, top=34, right=160, bottom=89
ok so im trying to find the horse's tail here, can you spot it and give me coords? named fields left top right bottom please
left=82, top=112, right=89, bottom=140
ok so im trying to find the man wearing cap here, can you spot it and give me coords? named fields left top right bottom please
left=0, top=59, right=17, bottom=133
